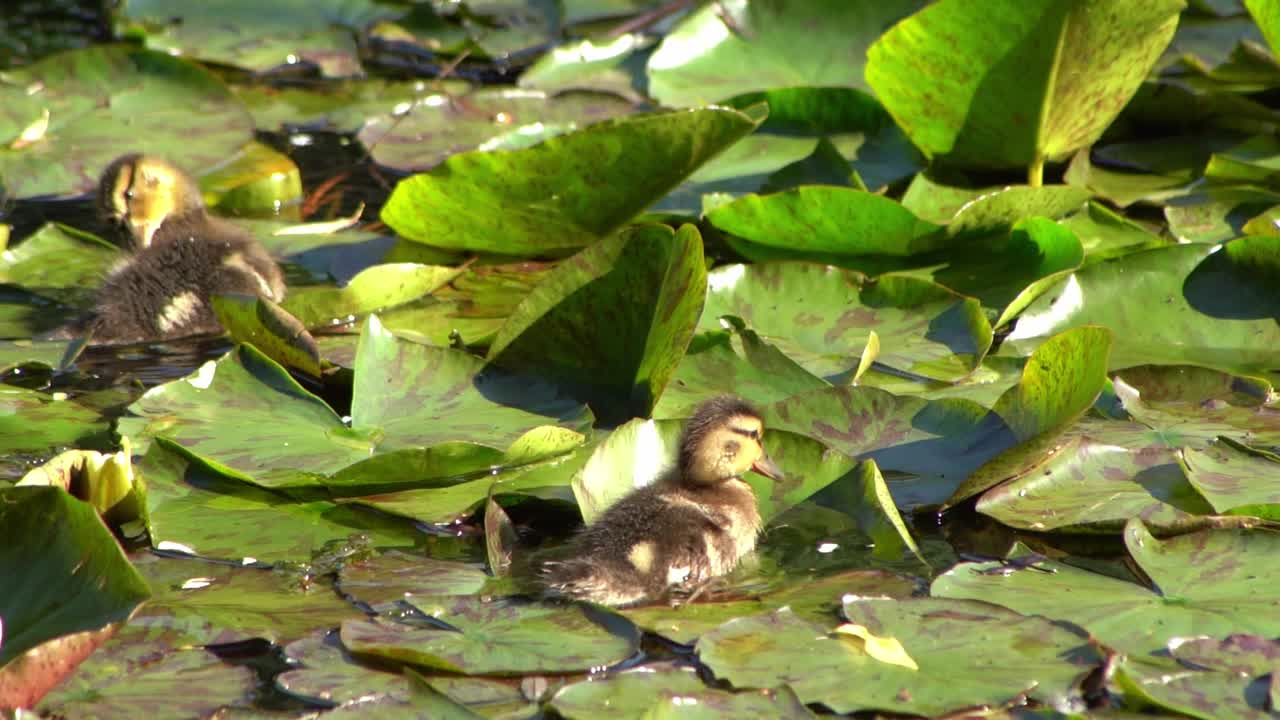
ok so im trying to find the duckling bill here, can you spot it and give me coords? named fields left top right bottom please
left=62, top=154, right=286, bottom=344
left=542, top=396, right=783, bottom=607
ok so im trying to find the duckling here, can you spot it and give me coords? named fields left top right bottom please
left=63, top=154, right=286, bottom=344
left=542, top=396, right=784, bottom=607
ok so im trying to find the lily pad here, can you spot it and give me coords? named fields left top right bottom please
left=652, top=324, right=828, bottom=420
left=933, top=519, right=1280, bottom=658
left=282, top=263, right=463, bottom=330
left=380, top=107, right=762, bottom=254
left=705, top=186, right=945, bottom=260
left=700, top=263, right=992, bottom=382
left=337, top=551, right=488, bottom=613
left=210, top=294, right=321, bottom=377
left=866, top=0, right=1182, bottom=173
left=551, top=663, right=813, bottom=720
left=1003, top=243, right=1280, bottom=377
left=340, top=598, right=638, bottom=675
left=0, top=46, right=254, bottom=198
left=139, top=443, right=421, bottom=562
left=0, top=486, right=151, bottom=704
left=696, top=600, right=1096, bottom=716
left=1117, top=634, right=1280, bottom=720
left=122, top=319, right=590, bottom=491
left=119, top=0, right=403, bottom=77
left=488, top=224, right=706, bottom=423
left=361, top=87, right=635, bottom=173
left=647, top=0, right=924, bottom=107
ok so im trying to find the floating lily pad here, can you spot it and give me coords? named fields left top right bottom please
left=488, top=224, right=706, bottom=423
left=282, top=263, right=463, bottom=329
left=380, top=107, right=762, bottom=254
left=1117, top=634, right=1280, bottom=720
left=647, top=0, right=923, bottom=107
left=140, top=443, right=421, bottom=562
left=361, top=87, right=635, bottom=173
left=1003, top=243, right=1280, bottom=377
left=120, top=0, right=403, bottom=77
left=276, top=630, right=411, bottom=708
left=0, top=46, right=254, bottom=198
left=131, top=552, right=363, bottom=646
left=866, top=0, right=1182, bottom=172
left=122, top=319, right=590, bottom=492
left=551, top=663, right=813, bottom=720
left=933, top=519, right=1280, bottom=658
left=696, top=600, right=1096, bottom=716
left=0, top=386, right=109, bottom=457
left=340, top=598, right=638, bottom=675
left=210, top=294, right=321, bottom=377
left=36, top=642, right=255, bottom=719
left=1180, top=441, right=1280, bottom=519
left=337, top=551, right=488, bottom=613
left=701, top=263, right=992, bottom=382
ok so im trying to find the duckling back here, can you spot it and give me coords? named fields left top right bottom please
left=77, top=215, right=286, bottom=344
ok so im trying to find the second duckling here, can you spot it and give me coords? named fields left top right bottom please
left=66, top=154, right=286, bottom=344
left=542, top=396, right=783, bottom=607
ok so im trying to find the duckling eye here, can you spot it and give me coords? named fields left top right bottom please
left=124, top=189, right=134, bottom=200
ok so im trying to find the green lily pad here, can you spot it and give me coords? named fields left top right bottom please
left=974, top=432, right=1212, bottom=533
left=210, top=294, right=321, bottom=377
left=380, top=107, right=762, bottom=254
left=696, top=600, right=1096, bottom=716
left=488, top=224, right=706, bottom=423
left=360, top=87, right=635, bottom=173
left=700, top=263, right=992, bottom=382
left=346, top=443, right=587, bottom=525
left=0, top=487, right=150, bottom=688
left=705, top=186, right=945, bottom=260
left=0, top=386, right=109, bottom=457
left=139, top=443, right=421, bottom=562
left=0, top=46, right=254, bottom=199
left=1116, top=634, right=1280, bottom=720
left=647, top=0, right=923, bottom=107
left=337, top=551, right=488, bottom=613
left=866, top=0, right=1182, bottom=173
left=120, top=0, right=402, bottom=77
left=340, top=598, right=638, bottom=675
left=122, top=319, right=590, bottom=491
left=652, top=324, right=828, bottom=420
left=282, top=263, right=463, bottom=330
left=275, top=630, right=412, bottom=708
left=35, top=642, right=255, bottom=719
left=1002, top=243, right=1280, bottom=377
left=933, top=519, right=1280, bottom=658
left=131, top=552, right=363, bottom=646
left=1180, top=441, right=1280, bottom=519
left=0, top=222, right=119, bottom=308
left=552, top=663, right=813, bottom=720
left=1058, top=201, right=1168, bottom=261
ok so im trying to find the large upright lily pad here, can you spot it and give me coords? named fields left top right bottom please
left=380, top=107, right=762, bottom=254
left=488, top=224, right=706, bottom=422
left=0, top=46, right=254, bottom=198
left=866, top=0, right=1183, bottom=173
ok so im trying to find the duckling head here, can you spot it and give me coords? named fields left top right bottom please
left=678, top=396, right=784, bottom=486
left=98, top=154, right=204, bottom=249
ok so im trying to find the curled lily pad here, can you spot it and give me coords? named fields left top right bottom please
left=211, top=294, right=321, bottom=378
left=282, top=263, right=463, bottom=330
left=340, top=598, right=638, bottom=675
left=0, top=46, right=254, bottom=199
left=0, top=487, right=151, bottom=707
left=381, top=107, right=762, bottom=254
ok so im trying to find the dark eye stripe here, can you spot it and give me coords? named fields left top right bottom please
left=729, top=427, right=760, bottom=441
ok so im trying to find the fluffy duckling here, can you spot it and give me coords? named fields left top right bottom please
left=542, top=396, right=783, bottom=607
left=65, top=154, right=286, bottom=344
